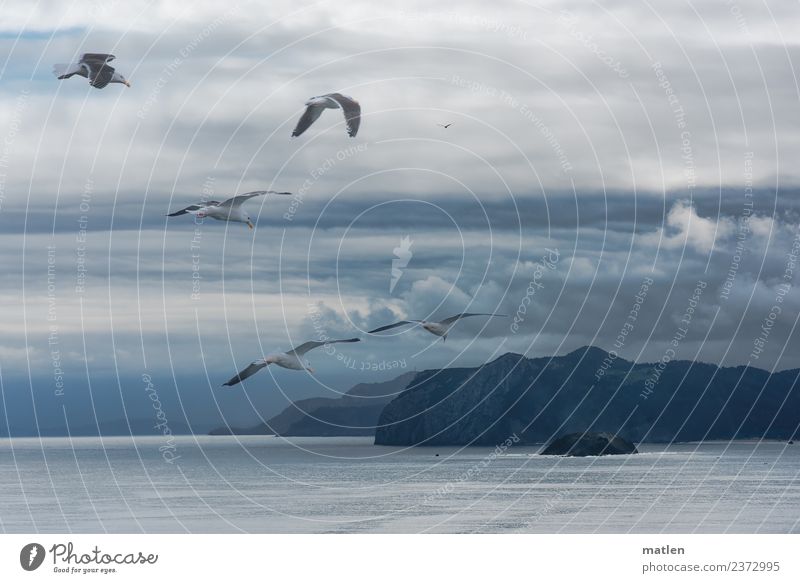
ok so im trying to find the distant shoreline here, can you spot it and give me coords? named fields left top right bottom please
left=0, top=434, right=794, bottom=446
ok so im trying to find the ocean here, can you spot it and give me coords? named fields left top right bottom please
left=0, top=436, right=797, bottom=533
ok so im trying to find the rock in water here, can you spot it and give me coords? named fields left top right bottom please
left=541, top=432, right=637, bottom=456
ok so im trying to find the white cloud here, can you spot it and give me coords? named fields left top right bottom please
left=638, top=200, right=733, bottom=254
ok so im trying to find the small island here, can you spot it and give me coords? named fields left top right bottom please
left=540, top=432, right=638, bottom=456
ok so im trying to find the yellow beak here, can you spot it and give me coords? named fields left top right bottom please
left=124, top=80, right=131, bottom=87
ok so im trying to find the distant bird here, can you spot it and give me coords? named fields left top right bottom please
left=223, top=338, right=361, bottom=386
left=53, top=53, right=130, bottom=89
left=368, top=313, right=507, bottom=342
left=167, top=190, right=291, bottom=229
left=437, top=123, right=453, bottom=129
left=292, top=93, right=361, bottom=137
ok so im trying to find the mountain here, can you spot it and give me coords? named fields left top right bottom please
left=210, top=371, right=417, bottom=436
left=374, top=347, right=800, bottom=446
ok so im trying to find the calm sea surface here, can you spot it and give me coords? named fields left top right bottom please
left=0, top=436, right=797, bottom=533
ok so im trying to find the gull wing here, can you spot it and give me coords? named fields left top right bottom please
left=77, top=54, right=117, bottom=88
left=166, top=203, right=209, bottom=217
left=217, top=191, right=269, bottom=208
left=367, top=321, right=415, bottom=334
left=81, top=53, right=116, bottom=64
left=217, top=191, right=290, bottom=208
left=439, top=313, right=507, bottom=325
left=222, top=360, right=268, bottom=387
left=327, top=93, right=361, bottom=137
left=53, top=62, right=87, bottom=79
left=291, top=103, right=326, bottom=137
left=287, top=338, right=360, bottom=356
left=86, top=63, right=116, bottom=88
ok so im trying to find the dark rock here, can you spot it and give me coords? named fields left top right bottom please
left=374, top=346, right=800, bottom=446
left=540, top=432, right=637, bottom=456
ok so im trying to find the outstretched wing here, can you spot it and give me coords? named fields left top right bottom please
left=218, top=191, right=290, bottom=208
left=87, top=63, right=116, bottom=88
left=81, top=53, right=115, bottom=64
left=222, top=360, right=268, bottom=387
left=53, top=62, right=87, bottom=79
left=439, top=313, right=507, bottom=325
left=291, top=103, right=325, bottom=137
left=166, top=203, right=206, bottom=217
left=367, top=321, right=416, bottom=334
left=217, top=191, right=268, bottom=208
left=328, top=93, right=361, bottom=137
left=287, top=337, right=360, bottom=356
left=75, top=54, right=117, bottom=88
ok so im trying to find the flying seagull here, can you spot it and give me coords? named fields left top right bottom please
left=292, top=93, right=361, bottom=137
left=53, top=53, right=130, bottom=89
left=368, top=313, right=507, bottom=342
left=166, top=190, right=291, bottom=229
left=223, top=338, right=361, bottom=386
left=437, top=123, right=453, bottom=129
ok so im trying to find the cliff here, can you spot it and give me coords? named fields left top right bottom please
left=374, top=347, right=800, bottom=446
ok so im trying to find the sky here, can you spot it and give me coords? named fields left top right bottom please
left=1, top=0, right=799, bottom=434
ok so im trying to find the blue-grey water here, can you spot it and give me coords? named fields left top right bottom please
left=0, top=436, right=797, bottom=533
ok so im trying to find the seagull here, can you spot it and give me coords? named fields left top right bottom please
left=292, top=93, right=361, bottom=137
left=166, top=190, right=291, bottom=229
left=368, top=313, right=507, bottom=342
left=53, top=53, right=130, bottom=89
left=437, top=123, right=453, bottom=129
left=223, top=338, right=361, bottom=386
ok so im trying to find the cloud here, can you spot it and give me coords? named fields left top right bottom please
left=2, top=0, right=800, bottom=432
left=638, top=200, right=734, bottom=254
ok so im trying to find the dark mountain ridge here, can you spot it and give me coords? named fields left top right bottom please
left=374, top=346, right=800, bottom=446
left=211, top=371, right=417, bottom=436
